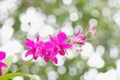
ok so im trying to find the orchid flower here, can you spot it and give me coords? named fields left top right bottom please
left=42, top=31, right=72, bottom=64
left=42, top=41, right=58, bottom=64
left=71, top=29, right=86, bottom=45
left=48, top=31, right=72, bottom=56
left=0, top=51, right=7, bottom=76
left=43, top=50, right=58, bottom=64
left=25, top=36, right=45, bottom=60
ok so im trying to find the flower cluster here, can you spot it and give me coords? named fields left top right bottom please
left=0, top=24, right=96, bottom=77
left=25, top=31, right=72, bottom=64
left=25, top=25, right=96, bottom=64
left=0, top=51, right=7, bottom=76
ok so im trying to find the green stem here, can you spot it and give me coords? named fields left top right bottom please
left=0, top=73, right=35, bottom=80
left=15, top=58, right=33, bottom=72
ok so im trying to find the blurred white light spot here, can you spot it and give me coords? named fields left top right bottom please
left=63, top=0, right=72, bottom=5
left=21, top=50, right=33, bottom=61
left=33, top=75, right=41, bottom=80
left=36, top=57, right=47, bottom=66
left=27, top=7, right=44, bottom=37
left=96, top=45, right=105, bottom=56
left=91, top=9, right=100, bottom=17
left=69, top=67, right=77, bottom=76
left=84, top=69, right=98, bottom=80
left=1, top=26, right=14, bottom=44
left=76, top=61, right=85, bottom=69
left=28, top=26, right=39, bottom=37
left=39, top=25, right=54, bottom=38
left=61, top=22, right=74, bottom=36
left=55, top=55, right=65, bottom=66
left=19, top=7, right=45, bottom=37
left=0, top=0, right=21, bottom=22
left=113, top=11, right=120, bottom=26
left=95, top=69, right=117, bottom=80
left=19, top=13, right=30, bottom=32
left=102, top=8, right=111, bottom=17
left=57, top=66, right=66, bottom=75
left=0, top=40, right=23, bottom=57
left=65, top=49, right=78, bottom=59
left=116, top=59, right=120, bottom=76
left=20, top=23, right=30, bottom=32
left=110, top=46, right=118, bottom=59
left=47, top=71, right=58, bottom=80
left=70, top=12, right=79, bottom=21
left=108, top=0, right=117, bottom=7
left=87, top=53, right=105, bottom=68
left=0, top=18, right=14, bottom=44
left=116, top=59, right=120, bottom=68
left=12, top=76, right=24, bottom=80
left=89, top=18, right=97, bottom=26
left=13, top=55, right=19, bottom=63
left=81, top=42, right=94, bottom=59
left=47, top=15, right=56, bottom=25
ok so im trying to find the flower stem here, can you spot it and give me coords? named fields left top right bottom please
left=15, top=58, right=33, bottom=72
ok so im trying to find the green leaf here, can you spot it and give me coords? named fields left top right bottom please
left=0, top=73, right=35, bottom=80
left=2, top=56, right=14, bottom=74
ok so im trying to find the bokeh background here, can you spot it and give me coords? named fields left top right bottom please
left=0, top=0, right=120, bottom=80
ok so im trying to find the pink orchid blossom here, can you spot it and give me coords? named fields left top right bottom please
left=0, top=51, right=7, bottom=76
left=48, top=31, right=72, bottom=56
left=88, top=24, right=96, bottom=38
left=43, top=41, right=59, bottom=64
left=71, top=29, right=86, bottom=45
left=25, top=36, right=45, bottom=60
left=43, top=31, right=72, bottom=64
left=43, top=50, right=58, bottom=64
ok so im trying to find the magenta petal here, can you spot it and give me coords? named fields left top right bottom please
left=33, top=53, right=38, bottom=60
left=33, top=49, right=41, bottom=60
left=44, top=41, right=54, bottom=50
left=44, top=56, right=50, bottom=62
left=50, top=51, right=57, bottom=59
left=40, top=49, right=46, bottom=57
left=25, top=38, right=35, bottom=48
left=25, top=49, right=35, bottom=57
left=53, top=57, right=58, bottom=64
left=0, top=51, right=6, bottom=61
left=62, top=44, right=72, bottom=49
left=76, top=41, right=85, bottom=45
left=59, top=50, right=65, bottom=56
left=49, top=35, right=57, bottom=44
left=57, top=32, right=67, bottom=43
left=36, top=35, right=40, bottom=42
left=0, top=62, right=7, bottom=68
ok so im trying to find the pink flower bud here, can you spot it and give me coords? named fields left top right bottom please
left=71, top=29, right=86, bottom=45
